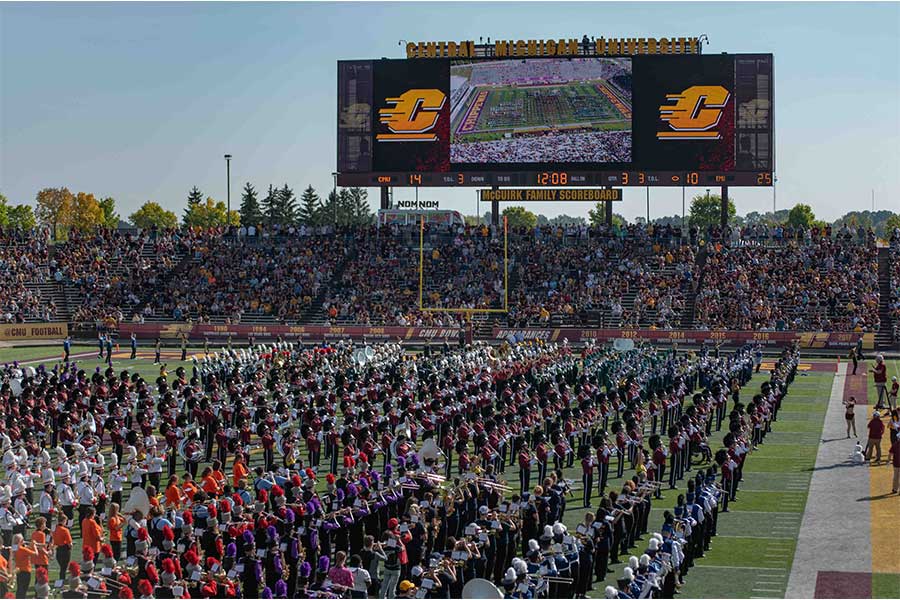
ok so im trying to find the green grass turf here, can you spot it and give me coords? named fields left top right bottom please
left=650, top=508, right=800, bottom=539
left=872, top=572, right=900, bottom=598
left=680, top=566, right=788, bottom=599
left=0, top=345, right=94, bottom=363
left=0, top=344, right=219, bottom=383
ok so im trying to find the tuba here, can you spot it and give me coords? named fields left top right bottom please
left=177, top=437, right=202, bottom=464
left=419, top=438, right=442, bottom=464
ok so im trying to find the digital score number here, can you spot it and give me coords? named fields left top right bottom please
left=537, top=172, right=568, bottom=186
left=756, top=173, right=773, bottom=185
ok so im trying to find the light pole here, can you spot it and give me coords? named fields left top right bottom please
left=773, top=175, right=777, bottom=217
left=681, top=186, right=685, bottom=236
left=331, top=172, right=338, bottom=226
left=224, top=154, right=232, bottom=222
left=646, top=187, right=650, bottom=225
left=706, top=188, right=710, bottom=233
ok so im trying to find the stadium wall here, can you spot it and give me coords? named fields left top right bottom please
left=115, top=323, right=872, bottom=350
left=491, top=328, right=873, bottom=350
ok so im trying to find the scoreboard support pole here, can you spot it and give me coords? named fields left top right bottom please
left=380, top=187, right=390, bottom=210
left=606, top=186, right=612, bottom=227
left=491, top=186, right=500, bottom=226
left=720, top=186, right=729, bottom=227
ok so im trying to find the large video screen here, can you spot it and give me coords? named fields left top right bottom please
left=337, top=54, right=773, bottom=187
left=450, top=58, right=632, bottom=164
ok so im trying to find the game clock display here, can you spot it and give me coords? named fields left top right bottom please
left=337, top=54, right=773, bottom=187
left=337, top=170, right=773, bottom=187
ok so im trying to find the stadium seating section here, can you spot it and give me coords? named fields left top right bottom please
left=1, top=223, right=897, bottom=341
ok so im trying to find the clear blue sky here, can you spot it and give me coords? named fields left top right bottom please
left=1, top=1, right=898, bottom=223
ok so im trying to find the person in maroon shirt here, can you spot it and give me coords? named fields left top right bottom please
left=871, top=355, right=888, bottom=409
left=667, top=426, right=681, bottom=489
left=305, top=429, right=321, bottom=468
left=650, top=435, right=666, bottom=499
left=214, top=425, right=228, bottom=467
left=518, top=446, right=532, bottom=496
left=260, top=427, right=275, bottom=472
left=535, top=437, right=548, bottom=484
left=865, top=411, right=885, bottom=463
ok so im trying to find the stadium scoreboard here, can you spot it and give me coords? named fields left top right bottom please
left=337, top=54, right=773, bottom=188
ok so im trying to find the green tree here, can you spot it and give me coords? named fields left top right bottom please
left=277, top=184, right=298, bottom=225
left=98, top=197, right=119, bottom=228
left=549, top=214, right=586, bottom=227
left=184, top=186, right=203, bottom=223
left=688, top=193, right=735, bottom=230
left=588, top=203, right=627, bottom=228
left=8, top=205, right=36, bottom=230
left=0, top=193, right=8, bottom=227
left=35, top=187, right=74, bottom=240
left=297, top=186, right=321, bottom=226
left=502, top=206, right=537, bottom=229
left=239, top=183, right=263, bottom=227
left=129, top=202, right=178, bottom=230
left=884, top=213, right=900, bottom=234
left=184, top=197, right=233, bottom=228
left=338, top=189, right=356, bottom=226
left=261, top=184, right=279, bottom=226
left=345, top=187, right=372, bottom=226
left=786, top=203, right=816, bottom=228
left=320, top=189, right=339, bottom=226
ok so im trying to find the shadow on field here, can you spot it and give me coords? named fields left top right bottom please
left=855, top=492, right=898, bottom=503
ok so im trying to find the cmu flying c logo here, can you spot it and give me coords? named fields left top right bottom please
left=658, top=85, right=731, bottom=140
left=376, top=89, right=446, bottom=142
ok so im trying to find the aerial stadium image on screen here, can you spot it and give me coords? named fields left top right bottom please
left=450, top=57, right=632, bottom=164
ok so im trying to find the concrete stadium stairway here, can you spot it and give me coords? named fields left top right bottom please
left=875, top=247, right=895, bottom=349
left=7, top=241, right=71, bottom=322
left=298, top=246, right=356, bottom=325
left=27, top=281, right=70, bottom=322
left=680, top=243, right=708, bottom=329
left=127, top=241, right=195, bottom=322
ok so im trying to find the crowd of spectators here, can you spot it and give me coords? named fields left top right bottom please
left=505, top=224, right=694, bottom=328
left=141, top=229, right=348, bottom=324
left=694, top=222, right=877, bottom=248
left=451, top=129, right=632, bottom=163
left=0, top=228, right=53, bottom=323
left=55, top=229, right=195, bottom=326
left=466, top=57, right=627, bottom=87
left=1, top=223, right=892, bottom=336
left=695, top=237, right=880, bottom=332
left=889, top=227, right=900, bottom=341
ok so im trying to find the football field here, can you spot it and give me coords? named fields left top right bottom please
left=3, top=346, right=898, bottom=598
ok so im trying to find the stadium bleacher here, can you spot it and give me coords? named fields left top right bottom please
left=1, top=223, right=892, bottom=341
